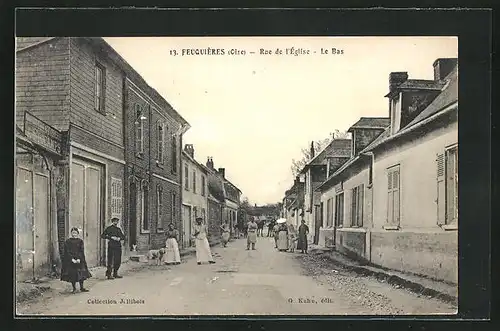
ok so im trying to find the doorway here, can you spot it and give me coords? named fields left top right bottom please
left=182, top=205, right=192, bottom=248
left=314, top=205, right=322, bottom=245
left=129, top=182, right=137, bottom=250
left=70, top=158, right=104, bottom=268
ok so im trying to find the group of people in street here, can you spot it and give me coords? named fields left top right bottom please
left=273, top=219, right=309, bottom=254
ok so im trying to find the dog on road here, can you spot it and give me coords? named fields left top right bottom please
left=147, top=248, right=166, bottom=265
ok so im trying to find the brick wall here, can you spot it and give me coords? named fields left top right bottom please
left=123, top=79, right=184, bottom=252
left=207, top=198, right=222, bottom=243
left=16, top=37, right=70, bottom=131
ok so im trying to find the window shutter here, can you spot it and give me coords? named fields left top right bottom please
left=359, top=184, right=364, bottom=227
left=387, top=171, right=394, bottom=225
left=446, top=149, right=456, bottom=224
left=436, top=153, right=446, bottom=225
left=393, top=170, right=400, bottom=226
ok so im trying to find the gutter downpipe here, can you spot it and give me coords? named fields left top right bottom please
left=360, top=151, right=375, bottom=263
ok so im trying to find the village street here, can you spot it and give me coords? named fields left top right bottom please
left=17, top=236, right=456, bottom=316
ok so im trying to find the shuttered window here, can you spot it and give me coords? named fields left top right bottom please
left=111, top=178, right=123, bottom=220
left=171, top=136, right=178, bottom=174
left=157, top=185, right=163, bottom=231
left=139, top=185, right=149, bottom=232
left=437, top=146, right=458, bottom=225
left=184, top=164, right=189, bottom=190
left=135, top=105, right=144, bottom=156
left=387, top=166, right=401, bottom=227
left=192, top=170, right=197, bottom=194
left=94, top=64, right=105, bottom=113
left=351, top=184, right=364, bottom=227
left=157, top=122, right=165, bottom=164
left=335, top=193, right=344, bottom=226
left=326, top=198, right=333, bottom=227
left=201, top=175, right=206, bottom=196
left=171, top=192, right=177, bottom=221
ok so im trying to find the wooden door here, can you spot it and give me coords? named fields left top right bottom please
left=34, top=173, right=50, bottom=272
left=70, top=159, right=103, bottom=267
left=16, top=167, right=34, bottom=279
left=182, top=205, right=191, bottom=248
left=314, top=205, right=322, bottom=244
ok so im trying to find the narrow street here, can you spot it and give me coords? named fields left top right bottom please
left=17, top=236, right=456, bottom=316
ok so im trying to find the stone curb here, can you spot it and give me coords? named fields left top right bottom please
left=316, top=250, right=458, bottom=306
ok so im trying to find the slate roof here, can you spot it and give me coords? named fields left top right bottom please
left=16, top=37, right=55, bottom=51
left=384, top=79, right=445, bottom=97
left=301, top=138, right=353, bottom=173
left=348, top=117, right=391, bottom=131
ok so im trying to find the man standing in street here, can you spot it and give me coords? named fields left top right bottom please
left=101, top=217, right=125, bottom=279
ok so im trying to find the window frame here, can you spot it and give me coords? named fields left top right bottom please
left=184, top=164, right=189, bottom=191
left=201, top=175, right=206, bottom=196
left=157, top=121, right=165, bottom=165
left=385, top=164, right=401, bottom=230
left=139, top=185, right=149, bottom=233
left=135, top=104, right=145, bottom=157
left=171, top=135, right=178, bottom=174
left=94, top=62, right=106, bottom=114
left=111, top=177, right=123, bottom=221
left=335, top=192, right=344, bottom=227
left=350, top=184, right=364, bottom=227
left=192, top=169, right=197, bottom=194
left=156, top=185, right=164, bottom=232
left=445, top=145, right=458, bottom=226
left=171, top=192, right=177, bottom=222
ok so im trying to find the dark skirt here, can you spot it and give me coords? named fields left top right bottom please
left=61, top=261, right=91, bottom=283
left=297, top=235, right=308, bottom=251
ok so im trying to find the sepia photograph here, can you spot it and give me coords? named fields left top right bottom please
left=15, top=35, right=459, bottom=316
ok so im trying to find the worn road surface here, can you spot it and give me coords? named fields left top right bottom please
left=17, top=237, right=456, bottom=316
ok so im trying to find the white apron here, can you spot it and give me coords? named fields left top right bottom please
left=165, top=238, right=181, bottom=263
left=194, top=224, right=214, bottom=263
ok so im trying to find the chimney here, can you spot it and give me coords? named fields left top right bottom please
left=433, top=58, right=458, bottom=81
left=184, top=144, right=194, bottom=158
left=218, top=168, right=225, bottom=178
left=206, top=157, right=214, bottom=169
left=310, top=141, right=315, bottom=159
left=389, top=72, right=409, bottom=93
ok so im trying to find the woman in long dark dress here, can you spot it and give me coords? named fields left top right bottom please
left=297, top=219, right=310, bottom=254
left=60, top=227, right=92, bottom=293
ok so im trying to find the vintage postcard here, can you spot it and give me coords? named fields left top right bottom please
left=15, top=36, right=458, bottom=316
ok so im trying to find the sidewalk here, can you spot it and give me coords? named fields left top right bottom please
left=308, top=244, right=458, bottom=305
left=16, top=244, right=201, bottom=304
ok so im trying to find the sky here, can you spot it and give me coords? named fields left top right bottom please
left=104, top=37, right=458, bottom=205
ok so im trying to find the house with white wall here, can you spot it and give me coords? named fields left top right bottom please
left=316, top=58, right=458, bottom=284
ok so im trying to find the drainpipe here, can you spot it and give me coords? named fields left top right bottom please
left=361, top=151, right=375, bottom=262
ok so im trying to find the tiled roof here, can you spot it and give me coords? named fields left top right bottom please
left=384, top=79, right=446, bottom=97
left=348, top=117, right=390, bottom=131
left=324, top=139, right=352, bottom=158
left=364, top=65, right=458, bottom=152
left=405, top=67, right=458, bottom=128
left=16, top=37, right=55, bottom=51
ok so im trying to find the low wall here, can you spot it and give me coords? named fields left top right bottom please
left=370, top=230, right=458, bottom=283
left=337, top=230, right=367, bottom=261
left=319, top=228, right=335, bottom=248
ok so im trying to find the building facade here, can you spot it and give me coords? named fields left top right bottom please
left=181, top=144, right=209, bottom=248
left=316, top=58, right=458, bottom=283
left=15, top=37, right=189, bottom=270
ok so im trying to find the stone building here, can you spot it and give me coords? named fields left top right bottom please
left=316, top=58, right=458, bottom=283
left=181, top=144, right=209, bottom=248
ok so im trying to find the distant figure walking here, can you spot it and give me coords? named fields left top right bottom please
left=101, top=217, right=125, bottom=279
left=277, top=223, right=289, bottom=251
left=60, top=227, right=91, bottom=293
left=267, top=221, right=275, bottom=237
left=273, top=223, right=280, bottom=248
left=221, top=220, right=231, bottom=247
left=297, top=219, right=310, bottom=254
left=288, top=224, right=297, bottom=252
left=165, top=223, right=181, bottom=265
left=246, top=218, right=258, bottom=250
left=257, top=220, right=264, bottom=237
left=193, top=217, right=216, bottom=265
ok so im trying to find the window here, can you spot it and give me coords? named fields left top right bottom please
left=94, top=63, right=105, bottom=113
left=135, top=105, right=144, bottom=156
left=171, top=192, right=177, bottom=221
left=139, top=185, right=149, bottom=232
left=387, top=165, right=401, bottom=227
left=192, top=170, right=197, bottom=193
left=201, top=208, right=206, bottom=221
left=335, top=193, right=344, bottom=226
left=171, top=135, right=178, bottom=174
left=201, top=175, right=206, bottom=196
left=437, top=146, right=458, bottom=226
left=326, top=198, right=334, bottom=227
left=157, top=185, right=163, bottom=231
left=111, top=178, right=123, bottom=220
left=351, top=184, right=364, bottom=227
left=157, top=122, right=165, bottom=164
left=368, top=158, right=373, bottom=186
left=184, top=164, right=189, bottom=190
